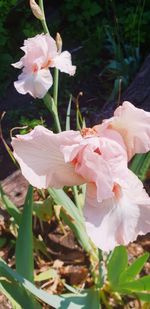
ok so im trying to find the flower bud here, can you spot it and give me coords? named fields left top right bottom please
left=56, top=32, right=62, bottom=53
left=29, top=0, right=44, bottom=20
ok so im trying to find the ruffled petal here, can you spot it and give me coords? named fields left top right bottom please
left=22, top=34, right=57, bottom=68
left=84, top=170, right=150, bottom=252
left=14, top=68, right=53, bottom=98
left=12, top=126, right=85, bottom=189
left=12, top=60, right=23, bottom=69
left=104, top=101, right=150, bottom=159
left=62, top=137, right=114, bottom=201
left=75, top=145, right=114, bottom=201
left=62, top=130, right=129, bottom=201
left=52, top=51, right=76, bottom=76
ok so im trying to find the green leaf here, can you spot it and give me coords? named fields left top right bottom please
left=0, top=280, right=38, bottom=309
left=120, top=275, right=150, bottom=291
left=129, top=152, right=150, bottom=181
left=0, top=237, right=7, bottom=248
left=65, top=94, right=72, bottom=131
left=0, top=258, right=100, bottom=309
left=16, top=185, right=34, bottom=282
left=33, top=237, right=51, bottom=259
left=108, top=246, right=128, bottom=288
left=119, top=253, right=149, bottom=283
left=60, top=288, right=100, bottom=309
left=0, top=258, right=61, bottom=308
left=0, top=281, right=21, bottom=309
left=35, top=268, right=57, bottom=282
left=136, top=292, right=150, bottom=302
left=129, top=154, right=145, bottom=175
left=47, top=188, right=82, bottom=224
left=33, top=196, right=53, bottom=221
left=48, top=188, right=95, bottom=257
left=0, top=185, right=21, bottom=225
left=138, top=152, right=150, bottom=181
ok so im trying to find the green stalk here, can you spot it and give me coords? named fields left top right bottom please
left=43, top=94, right=61, bottom=132
left=38, top=0, right=49, bottom=34
left=38, top=0, right=61, bottom=132
left=52, top=67, right=61, bottom=131
left=53, top=68, right=59, bottom=107
left=72, top=186, right=83, bottom=218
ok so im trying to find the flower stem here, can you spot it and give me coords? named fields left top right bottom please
left=72, top=186, right=83, bottom=218
left=52, top=67, right=61, bottom=131
left=38, top=0, right=49, bottom=34
left=43, top=94, right=61, bottom=132
left=38, top=0, right=61, bottom=132
left=53, top=68, right=59, bottom=107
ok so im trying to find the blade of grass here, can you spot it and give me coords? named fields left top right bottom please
left=15, top=185, right=34, bottom=282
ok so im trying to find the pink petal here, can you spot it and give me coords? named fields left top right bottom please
left=104, top=101, right=150, bottom=159
left=52, top=51, right=76, bottom=76
left=62, top=136, right=115, bottom=201
left=62, top=130, right=129, bottom=202
left=84, top=170, right=150, bottom=252
left=75, top=145, right=114, bottom=201
left=21, top=34, right=57, bottom=71
left=97, top=128, right=129, bottom=184
left=12, top=126, right=85, bottom=189
left=14, top=68, right=53, bottom=98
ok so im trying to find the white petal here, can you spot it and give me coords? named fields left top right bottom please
left=12, top=126, right=84, bottom=189
left=14, top=69, right=53, bottom=98
left=106, top=101, right=150, bottom=159
left=84, top=171, right=150, bottom=252
left=52, top=51, right=76, bottom=75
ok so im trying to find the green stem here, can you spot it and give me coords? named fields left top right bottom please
left=53, top=68, right=59, bottom=107
left=72, top=186, right=83, bottom=218
left=38, top=0, right=61, bottom=132
left=53, top=107, right=61, bottom=132
left=38, top=0, right=49, bottom=34
left=43, top=94, right=61, bottom=132
left=52, top=67, right=61, bottom=131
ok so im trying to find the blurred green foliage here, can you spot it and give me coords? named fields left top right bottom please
left=0, top=0, right=39, bottom=95
left=58, top=0, right=150, bottom=102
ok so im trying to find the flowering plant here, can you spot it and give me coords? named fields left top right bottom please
left=1, top=1, right=150, bottom=308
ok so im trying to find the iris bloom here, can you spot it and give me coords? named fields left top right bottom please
left=101, top=101, right=150, bottom=160
left=12, top=34, right=76, bottom=98
left=11, top=102, right=150, bottom=251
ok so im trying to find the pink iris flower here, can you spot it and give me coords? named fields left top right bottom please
left=12, top=34, right=76, bottom=98
left=11, top=102, right=150, bottom=252
left=101, top=101, right=150, bottom=160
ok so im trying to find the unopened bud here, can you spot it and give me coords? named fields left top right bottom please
left=56, top=32, right=62, bottom=53
left=30, top=0, right=44, bottom=20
